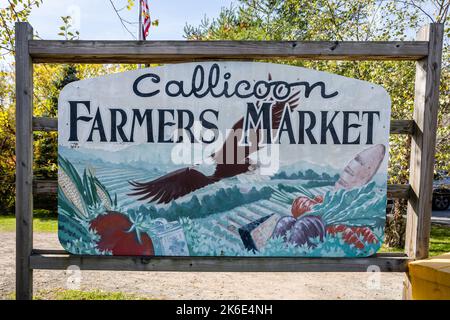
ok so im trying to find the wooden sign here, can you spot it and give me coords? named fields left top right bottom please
left=58, top=61, right=391, bottom=257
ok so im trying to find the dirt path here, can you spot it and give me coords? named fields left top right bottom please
left=0, top=232, right=404, bottom=299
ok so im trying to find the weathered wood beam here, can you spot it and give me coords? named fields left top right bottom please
left=389, top=120, right=414, bottom=135
left=15, top=22, right=34, bottom=301
left=33, top=179, right=57, bottom=195
left=387, top=184, right=411, bottom=199
left=30, top=251, right=410, bottom=272
left=32, top=117, right=57, bottom=131
left=405, top=24, right=444, bottom=260
left=32, top=117, right=415, bottom=135
left=28, top=40, right=429, bottom=63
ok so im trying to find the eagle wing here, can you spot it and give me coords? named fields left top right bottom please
left=128, top=167, right=215, bottom=204
left=128, top=79, right=302, bottom=204
left=212, top=90, right=301, bottom=170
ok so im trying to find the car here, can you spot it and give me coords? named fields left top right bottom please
left=432, top=171, right=450, bottom=211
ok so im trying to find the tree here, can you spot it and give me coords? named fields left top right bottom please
left=0, top=3, right=139, bottom=214
left=0, top=0, right=42, bottom=214
left=305, top=169, right=320, bottom=180
left=184, top=0, right=450, bottom=247
left=0, top=0, right=43, bottom=59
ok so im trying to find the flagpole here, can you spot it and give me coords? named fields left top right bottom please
left=138, top=0, right=143, bottom=69
left=138, top=0, right=142, bottom=41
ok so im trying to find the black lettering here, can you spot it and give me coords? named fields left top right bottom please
left=199, top=109, right=219, bottom=144
left=362, top=111, right=380, bottom=144
left=243, top=102, right=272, bottom=145
left=158, top=109, right=175, bottom=143
left=110, top=109, right=129, bottom=142
left=192, top=65, right=207, bottom=98
left=176, top=109, right=195, bottom=143
left=130, top=109, right=154, bottom=143
left=133, top=73, right=160, bottom=97
left=87, top=108, right=107, bottom=142
left=320, top=111, right=341, bottom=144
left=277, top=106, right=296, bottom=144
left=298, top=111, right=317, bottom=144
left=68, top=101, right=92, bottom=142
left=342, top=111, right=361, bottom=144
left=158, top=64, right=339, bottom=100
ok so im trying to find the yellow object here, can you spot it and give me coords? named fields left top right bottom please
left=408, top=252, right=450, bottom=300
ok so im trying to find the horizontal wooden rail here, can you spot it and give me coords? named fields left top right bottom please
left=28, top=40, right=429, bottom=63
left=389, top=119, right=414, bottom=135
left=386, top=184, right=410, bottom=199
left=33, top=179, right=57, bottom=195
left=29, top=251, right=409, bottom=272
left=33, top=179, right=410, bottom=199
left=32, top=117, right=56, bottom=131
left=32, top=117, right=415, bottom=135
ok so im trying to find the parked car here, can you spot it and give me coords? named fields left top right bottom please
left=432, top=171, right=450, bottom=211
left=385, top=171, right=450, bottom=213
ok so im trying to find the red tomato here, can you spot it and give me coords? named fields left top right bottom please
left=90, top=211, right=154, bottom=256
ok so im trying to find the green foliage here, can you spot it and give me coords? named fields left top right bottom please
left=180, top=216, right=383, bottom=257
left=184, top=0, right=450, bottom=247
left=58, top=156, right=114, bottom=220
left=58, top=157, right=115, bottom=255
left=0, top=0, right=42, bottom=57
left=0, top=2, right=138, bottom=214
left=184, top=0, right=450, bottom=182
left=0, top=1, right=42, bottom=214
left=136, top=185, right=275, bottom=221
left=34, top=66, right=79, bottom=181
left=307, top=182, right=386, bottom=227
left=126, top=0, right=135, bottom=11
left=58, top=16, right=80, bottom=40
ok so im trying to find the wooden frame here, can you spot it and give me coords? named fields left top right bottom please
left=15, top=22, right=444, bottom=300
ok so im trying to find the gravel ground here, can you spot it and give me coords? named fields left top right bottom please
left=0, top=231, right=404, bottom=300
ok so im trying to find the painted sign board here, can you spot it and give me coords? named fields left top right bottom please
left=58, top=61, right=391, bottom=257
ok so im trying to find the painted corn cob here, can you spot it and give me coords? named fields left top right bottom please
left=58, top=166, right=87, bottom=217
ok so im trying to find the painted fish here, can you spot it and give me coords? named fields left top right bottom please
left=334, top=144, right=386, bottom=190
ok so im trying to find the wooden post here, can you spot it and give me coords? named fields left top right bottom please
left=405, top=23, right=444, bottom=260
left=15, top=22, right=34, bottom=300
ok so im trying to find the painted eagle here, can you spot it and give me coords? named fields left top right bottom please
left=128, top=89, right=301, bottom=204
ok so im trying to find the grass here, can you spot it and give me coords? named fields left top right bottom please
left=378, top=225, right=450, bottom=257
left=379, top=244, right=404, bottom=253
left=429, top=225, right=450, bottom=257
left=8, top=289, right=151, bottom=300
left=0, top=210, right=57, bottom=232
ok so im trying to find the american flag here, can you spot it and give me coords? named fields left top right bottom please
left=140, top=0, right=151, bottom=40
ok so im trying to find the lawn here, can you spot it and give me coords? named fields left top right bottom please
left=8, top=289, right=150, bottom=300
left=379, top=225, right=450, bottom=256
left=1, top=214, right=449, bottom=255
left=0, top=210, right=58, bottom=232
left=428, top=225, right=450, bottom=257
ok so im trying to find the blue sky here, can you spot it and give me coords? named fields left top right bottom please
left=26, top=0, right=234, bottom=40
